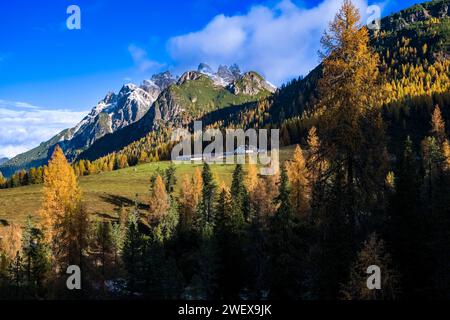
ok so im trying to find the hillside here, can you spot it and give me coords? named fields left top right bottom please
left=4, top=1, right=450, bottom=190
left=4, top=0, right=450, bottom=302
left=218, top=0, right=450, bottom=150
left=0, top=146, right=295, bottom=226
left=0, top=81, right=162, bottom=177
left=77, top=69, right=273, bottom=161
left=0, top=65, right=274, bottom=177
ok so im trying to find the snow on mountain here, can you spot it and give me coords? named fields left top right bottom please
left=0, top=65, right=276, bottom=175
left=196, top=63, right=277, bottom=91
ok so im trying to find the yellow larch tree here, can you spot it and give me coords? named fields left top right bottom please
left=39, top=145, right=82, bottom=244
left=431, top=105, right=446, bottom=144
left=443, top=140, right=450, bottom=172
left=245, top=164, right=258, bottom=194
left=39, top=145, right=89, bottom=270
left=179, top=169, right=203, bottom=229
left=318, top=0, right=387, bottom=227
left=286, top=145, right=310, bottom=217
left=0, top=224, right=22, bottom=263
left=148, top=175, right=170, bottom=225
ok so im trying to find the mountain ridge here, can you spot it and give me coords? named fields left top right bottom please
left=0, top=64, right=275, bottom=176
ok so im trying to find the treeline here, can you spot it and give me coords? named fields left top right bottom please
left=4, top=1, right=450, bottom=191
left=0, top=129, right=175, bottom=189
left=0, top=135, right=397, bottom=299
left=2, top=120, right=450, bottom=299
left=0, top=166, right=45, bottom=189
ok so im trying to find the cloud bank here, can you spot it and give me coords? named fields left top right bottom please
left=128, top=44, right=165, bottom=73
left=168, top=0, right=372, bottom=85
left=0, top=100, right=87, bottom=159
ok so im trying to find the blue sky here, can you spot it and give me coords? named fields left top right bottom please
left=0, top=0, right=421, bottom=158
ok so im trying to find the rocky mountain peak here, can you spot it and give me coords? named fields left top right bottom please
left=198, top=63, right=214, bottom=74
left=228, top=71, right=276, bottom=96
left=103, top=91, right=117, bottom=104
left=382, top=1, right=450, bottom=32
left=151, top=71, right=176, bottom=90
left=217, top=65, right=238, bottom=83
left=119, top=83, right=138, bottom=95
left=177, top=71, right=205, bottom=85
left=229, top=63, right=241, bottom=78
left=194, top=63, right=243, bottom=86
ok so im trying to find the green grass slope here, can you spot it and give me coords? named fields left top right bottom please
left=0, top=146, right=295, bottom=226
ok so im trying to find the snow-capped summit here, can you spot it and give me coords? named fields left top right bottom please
left=151, top=71, right=176, bottom=90
left=58, top=81, right=158, bottom=153
left=196, top=63, right=243, bottom=87
left=217, top=65, right=240, bottom=84
left=1, top=63, right=277, bottom=176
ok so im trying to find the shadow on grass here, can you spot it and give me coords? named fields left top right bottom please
left=99, top=194, right=149, bottom=211
left=93, top=212, right=117, bottom=221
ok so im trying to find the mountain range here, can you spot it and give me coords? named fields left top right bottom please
left=3, top=0, right=450, bottom=179
left=0, top=64, right=275, bottom=177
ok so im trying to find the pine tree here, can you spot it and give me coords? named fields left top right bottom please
left=122, top=206, right=145, bottom=293
left=95, top=221, right=113, bottom=281
left=421, top=136, right=444, bottom=212
left=246, top=175, right=277, bottom=298
left=8, top=252, right=23, bottom=297
left=152, top=198, right=179, bottom=243
left=111, top=222, right=125, bottom=269
left=21, top=215, right=50, bottom=298
left=215, top=184, right=232, bottom=233
left=267, top=165, right=302, bottom=299
left=164, top=163, right=177, bottom=194
left=215, top=178, right=246, bottom=299
left=388, top=137, right=429, bottom=298
left=230, top=164, right=249, bottom=224
left=193, top=223, right=219, bottom=300
left=197, top=163, right=216, bottom=229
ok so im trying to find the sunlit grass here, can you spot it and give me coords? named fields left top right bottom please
left=0, top=145, right=295, bottom=226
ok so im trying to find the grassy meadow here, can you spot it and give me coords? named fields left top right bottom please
left=0, top=146, right=295, bottom=226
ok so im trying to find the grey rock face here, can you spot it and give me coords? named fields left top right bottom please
left=198, top=63, right=214, bottom=74
left=178, top=71, right=205, bottom=84
left=217, top=65, right=238, bottom=83
left=70, top=83, right=155, bottom=149
left=152, top=89, right=183, bottom=125
left=1, top=64, right=276, bottom=174
left=151, top=71, right=176, bottom=90
left=228, top=72, right=276, bottom=96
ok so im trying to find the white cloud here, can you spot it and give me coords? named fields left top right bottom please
left=0, top=99, right=39, bottom=109
left=128, top=44, right=164, bottom=73
left=168, top=0, right=373, bottom=85
left=0, top=100, right=87, bottom=159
